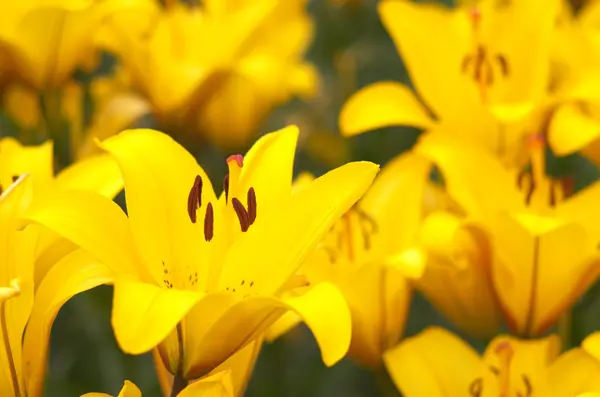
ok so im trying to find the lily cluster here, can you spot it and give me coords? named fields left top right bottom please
left=2, top=0, right=600, bottom=396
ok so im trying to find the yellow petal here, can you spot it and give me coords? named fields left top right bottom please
left=265, top=312, right=302, bottom=342
left=583, top=332, right=600, bottom=362
left=548, top=102, right=600, bottom=158
left=416, top=132, right=523, bottom=218
left=339, top=82, right=434, bottom=136
left=24, top=249, right=114, bottom=397
left=111, top=278, right=203, bottom=355
left=378, top=1, right=479, bottom=120
left=184, top=282, right=351, bottom=378
left=22, top=189, right=140, bottom=278
left=54, top=153, right=124, bottom=198
left=218, top=161, right=379, bottom=296
left=383, top=327, right=480, bottom=397
left=549, top=347, right=600, bottom=395
left=179, top=371, right=234, bottom=397
left=0, top=138, right=53, bottom=191
left=81, top=380, right=141, bottom=397
left=492, top=212, right=598, bottom=336
left=557, top=180, right=600, bottom=241
left=209, top=341, right=262, bottom=397
left=33, top=236, right=78, bottom=292
left=100, top=129, right=217, bottom=289
left=417, top=211, right=501, bottom=338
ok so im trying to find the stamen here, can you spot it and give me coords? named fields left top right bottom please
left=517, top=170, right=536, bottom=206
left=231, top=198, right=250, bottom=232
left=469, top=377, right=483, bottom=397
left=519, top=374, right=533, bottom=397
left=223, top=174, right=230, bottom=203
left=561, top=176, right=574, bottom=199
left=495, top=340, right=514, bottom=397
left=247, top=187, right=257, bottom=225
left=227, top=154, right=244, bottom=168
left=11, top=175, right=18, bottom=183
left=204, top=202, right=214, bottom=241
left=0, top=185, right=3, bottom=196
left=187, top=175, right=203, bottom=223
left=496, top=55, right=510, bottom=77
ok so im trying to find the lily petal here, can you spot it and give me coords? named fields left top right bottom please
left=179, top=371, right=234, bottom=397
left=549, top=348, right=600, bottom=395
left=383, top=327, right=480, bottom=397
left=54, top=153, right=124, bottom=199
left=583, top=332, right=600, bottom=362
left=112, top=278, right=203, bottom=355
left=184, top=282, right=351, bottom=378
left=377, top=1, right=478, bottom=121
left=22, top=189, right=140, bottom=278
left=0, top=138, right=53, bottom=190
left=339, top=82, right=434, bottom=136
left=81, top=380, right=141, bottom=397
left=100, top=129, right=216, bottom=289
left=556, top=180, right=600, bottom=241
left=209, top=341, right=262, bottom=397
left=548, top=102, right=600, bottom=158
left=24, top=249, right=114, bottom=397
left=219, top=161, right=379, bottom=296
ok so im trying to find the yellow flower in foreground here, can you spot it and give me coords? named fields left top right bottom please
left=385, top=327, right=600, bottom=397
left=277, top=151, right=430, bottom=368
left=82, top=372, right=233, bottom=397
left=100, top=0, right=317, bottom=149
left=0, top=0, right=150, bottom=90
left=418, top=132, right=600, bottom=336
left=24, top=126, right=378, bottom=382
left=340, top=0, right=558, bottom=167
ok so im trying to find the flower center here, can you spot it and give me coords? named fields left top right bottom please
left=325, top=205, right=378, bottom=264
left=461, top=8, right=510, bottom=104
left=516, top=134, right=573, bottom=208
left=468, top=341, right=533, bottom=397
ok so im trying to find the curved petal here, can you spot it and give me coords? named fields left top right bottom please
left=33, top=236, right=78, bottom=289
left=209, top=341, right=262, bottom=397
left=179, top=371, right=234, bottom=397
left=416, top=131, right=523, bottom=218
left=22, top=189, right=140, bottom=278
left=0, top=138, right=53, bottom=191
left=339, top=81, right=435, bottom=136
left=583, top=332, right=600, bottom=362
left=492, top=212, right=599, bottom=336
left=383, top=327, right=480, bottom=397
left=556, top=180, right=600, bottom=241
left=377, top=1, right=479, bottom=120
left=549, top=348, right=600, bottom=395
left=548, top=102, right=600, bottom=157
left=24, top=249, right=114, bottom=397
left=80, top=380, right=141, bottom=397
left=111, top=278, right=203, bottom=355
left=54, top=153, right=124, bottom=199
left=218, top=161, right=379, bottom=296
left=184, top=283, right=351, bottom=378
left=100, top=129, right=217, bottom=289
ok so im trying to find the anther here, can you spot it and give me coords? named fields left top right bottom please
left=11, top=175, right=19, bottom=183
left=0, top=185, right=3, bottom=196
left=496, top=55, right=509, bottom=77
left=231, top=198, right=250, bottom=232
left=520, top=374, right=532, bottom=397
left=223, top=174, right=230, bottom=203
left=469, top=378, right=483, bottom=397
left=247, top=187, right=257, bottom=225
left=204, top=202, right=214, bottom=241
left=187, top=175, right=203, bottom=223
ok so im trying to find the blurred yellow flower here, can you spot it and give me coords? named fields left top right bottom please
left=23, top=126, right=378, bottom=382
left=100, top=0, right=317, bottom=150
left=385, top=327, right=600, bottom=397
left=419, top=132, right=600, bottom=337
left=0, top=0, right=150, bottom=91
left=340, top=0, right=559, bottom=168
left=277, top=151, right=430, bottom=368
left=81, top=373, right=234, bottom=397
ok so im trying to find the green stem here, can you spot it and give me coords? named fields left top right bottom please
left=374, top=367, right=400, bottom=397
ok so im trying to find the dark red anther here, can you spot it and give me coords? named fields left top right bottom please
left=204, top=202, right=214, bottom=241
left=496, top=54, right=509, bottom=77
left=187, top=175, right=203, bottom=224
left=194, top=175, right=203, bottom=208
left=461, top=55, right=473, bottom=74
left=549, top=182, right=557, bottom=207
left=562, top=176, right=574, bottom=199
left=11, top=175, right=19, bottom=183
left=223, top=174, right=230, bottom=203
left=247, top=187, right=257, bottom=225
left=231, top=197, right=250, bottom=232
left=525, top=179, right=536, bottom=206
left=0, top=185, right=3, bottom=196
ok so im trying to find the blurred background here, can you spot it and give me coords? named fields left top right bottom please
left=2, top=0, right=600, bottom=396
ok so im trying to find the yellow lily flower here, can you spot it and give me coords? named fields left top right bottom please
left=384, top=327, right=600, bottom=397
left=0, top=176, right=117, bottom=397
left=418, top=132, right=600, bottom=337
left=0, top=0, right=150, bottom=91
left=547, top=0, right=600, bottom=164
left=273, top=151, right=430, bottom=368
left=100, top=0, right=317, bottom=149
left=340, top=0, right=558, bottom=167
left=23, top=126, right=378, bottom=383
left=82, top=373, right=233, bottom=397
